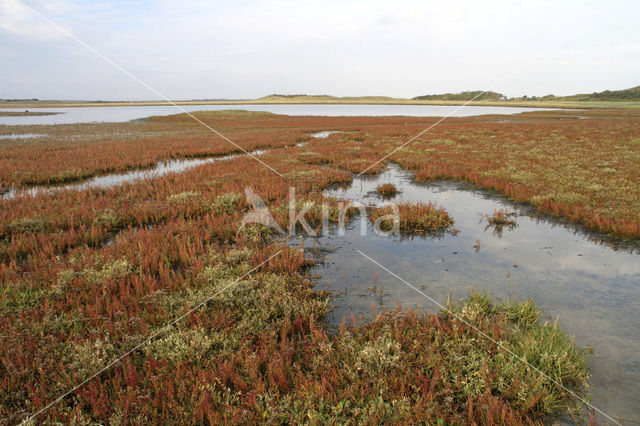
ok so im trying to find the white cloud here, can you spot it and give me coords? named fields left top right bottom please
left=0, top=0, right=70, bottom=40
left=1, top=0, right=639, bottom=99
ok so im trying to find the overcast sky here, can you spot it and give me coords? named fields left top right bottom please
left=1, top=0, right=639, bottom=100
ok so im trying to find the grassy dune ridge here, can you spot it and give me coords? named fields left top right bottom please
left=1, top=108, right=636, bottom=423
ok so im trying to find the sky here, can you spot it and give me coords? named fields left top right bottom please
left=1, top=0, right=639, bottom=101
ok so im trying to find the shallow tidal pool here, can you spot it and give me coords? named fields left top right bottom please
left=299, top=163, right=640, bottom=422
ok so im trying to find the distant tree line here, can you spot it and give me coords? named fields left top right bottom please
left=558, top=85, right=640, bottom=101
left=414, top=91, right=506, bottom=101
left=414, top=85, right=640, bottom=102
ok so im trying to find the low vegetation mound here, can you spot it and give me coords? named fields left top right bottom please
left=302, top=293, right=591, bottom=423
left=375, top=182, right=401, bottom=198
left=369, top=201, right=454, bottom=234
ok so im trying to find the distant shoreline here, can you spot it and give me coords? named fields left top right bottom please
left=2, top=97, right=639, bottom=109
left=0, top=110, right=62, bottom=116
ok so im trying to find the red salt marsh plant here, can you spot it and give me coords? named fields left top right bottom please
left=486, top=207, right=517, bottom=227
left=375, top=182, right=401, bottom=198
left=0, top=111, right=436, bottom=190
left=291, top=108, right=640, bottom=239
left=0, top=108, right=628, bottom=424
left=369, top=201, right=454, bottom=234
left=12, top=107, right=640, bottom=240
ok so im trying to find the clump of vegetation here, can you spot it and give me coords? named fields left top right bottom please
left=485, top=208, right=517, bottom=236
left=442, top=293, right=591, bottom=417
left=142, top=327, right=221, bottom=365
left=369, top=201, right=454, bottom=234
left=6, top=215, right=50, bottom=234
left=93, top=208, right=119, bottom=228
left=212, top=191, right=245, bottom=215
left=375, top=182, right=401, bottom=198
left=56, top=258, right=134, bottom=292
left=268, top=196, right=358, bottom=234
left=486, top=208, right=517, bottom=226
left=167, top=190, right=200, bottom=203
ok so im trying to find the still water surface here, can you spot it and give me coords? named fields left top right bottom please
left=305, top=164, right=640, bottom=422
left=0, top=104, right=559, bottom=125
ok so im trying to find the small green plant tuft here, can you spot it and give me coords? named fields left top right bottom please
left=212, top=191, right=245, bottom=215
left=7, top=215, right=50, bottom=234
left=167, top=191, right=200, bottom=203
left=93, top=208, right=119, bottom=228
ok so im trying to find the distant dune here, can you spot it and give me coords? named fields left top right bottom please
left=1, top=85, right=639, bottom=109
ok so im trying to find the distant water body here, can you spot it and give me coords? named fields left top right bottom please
left=0, top=104, right=559, bottom=125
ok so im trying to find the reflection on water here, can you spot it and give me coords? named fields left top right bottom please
left=304, top=163, right=639, bottom=422
left=0, top=104, right=561, bottom=125
left=2, top=150, right=265, bottom=199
